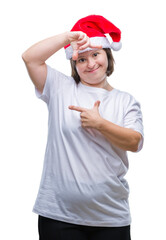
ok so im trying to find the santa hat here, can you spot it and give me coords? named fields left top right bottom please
left=64, top=15, right=122, bottom=60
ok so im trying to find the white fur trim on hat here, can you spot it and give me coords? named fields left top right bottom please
left=65, top=36, right=121, bottom=60
left=110, top=41, right=122, bottom=51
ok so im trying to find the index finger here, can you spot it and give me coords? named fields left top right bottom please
left=68, top=105, right=86, bottom=112
left=77, top=36, right=102, bottom=50
left=79, top=41, right=102, bottom=51
left=89, top=43, right=102, bottom=49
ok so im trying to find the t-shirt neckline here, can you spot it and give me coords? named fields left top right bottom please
left=78, top=82, right=116, bottom=95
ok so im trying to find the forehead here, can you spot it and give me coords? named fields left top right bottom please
left=78, top=49, right=104, bottom=58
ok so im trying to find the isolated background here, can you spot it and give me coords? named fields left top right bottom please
left=0, top=0, right=166, bottom=239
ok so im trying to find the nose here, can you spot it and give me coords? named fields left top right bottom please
left=87, top=57, right=95, bottom=68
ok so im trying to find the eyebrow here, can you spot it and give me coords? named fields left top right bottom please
left=77, top=55, right=86, bottom=59
left=78, top=49, right=101, bottom=59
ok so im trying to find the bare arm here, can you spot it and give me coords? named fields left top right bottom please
left=22, top=32, right=70, bottom=93
left=69, top=101, right=142, bottom=152
left=22, top=32, right=100, bottom=93
left=96, top=118, right=142, bottom=152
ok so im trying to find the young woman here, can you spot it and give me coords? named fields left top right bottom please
left=22, top=15, right=144, bottom=240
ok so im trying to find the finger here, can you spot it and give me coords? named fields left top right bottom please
left=82, top=37, right=102, bottom=49
left=77, top=34, right=88, bottom=45
left=80, top=112, right=87, bottom=118
left=89, top=43, right=102, bottom=49
left=77, top=31, right=87, bottom=40
left=68, top=105, right=86, bottom=112
left=93, top=100, right=100, bottom=109
left=77, top=38, right=90, bottom=50
left=78, top=38, right=91, bottom=50
left=72, top=50, right=79, bottom=60
left=79, top=41, right=102, bottom=51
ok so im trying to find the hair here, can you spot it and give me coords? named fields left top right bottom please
left=70, top=48, right=115, bottom=84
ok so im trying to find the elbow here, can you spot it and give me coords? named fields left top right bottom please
left=129, top=144, right=139, bottom=153
left=22, top=50, right=33, bottom=64
left=128, top=132, right=142, bottom=152
left=22, top=51, right=29, bottom=63
left=22, top=51, right=43, bottom=66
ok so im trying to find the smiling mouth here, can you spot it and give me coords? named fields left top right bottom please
left=88, top=66, right=100, bottom=73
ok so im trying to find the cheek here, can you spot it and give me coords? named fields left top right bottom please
left=76, top=65, right=83, bottom=76
left=102, top=57, right=108, bottom=70
left=76, top=66, right=79, bottom=75
left=105, top=62, right=108, bottom=72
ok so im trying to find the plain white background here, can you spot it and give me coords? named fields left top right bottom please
left=0, top=0, right=166, bottom=239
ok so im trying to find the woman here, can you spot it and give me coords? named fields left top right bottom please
left=22, top=15, right=144, bottom=240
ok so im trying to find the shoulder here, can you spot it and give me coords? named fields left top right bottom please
left=113, top=88, right=136, bottom=103
left=46, top=64, right=76, bottom=91
left=47, top=65, right=73, bottom=82
left=113, top=88, right=142, bottom=113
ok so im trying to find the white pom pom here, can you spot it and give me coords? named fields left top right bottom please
left=111, top=41, right=122, bottom=51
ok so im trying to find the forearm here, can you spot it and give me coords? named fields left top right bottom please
left=22, top=32, right=70, bottom=64
left=96, top=118, right=141, bottom=152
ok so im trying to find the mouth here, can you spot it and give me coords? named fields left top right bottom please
left=88, top=66, right=100, bottom=73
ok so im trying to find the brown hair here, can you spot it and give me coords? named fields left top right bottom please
left=70, top=48, right=115, bottom=84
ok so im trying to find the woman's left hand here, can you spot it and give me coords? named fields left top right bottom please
left=69, top=100, right=142, bottom=152
left=69, top=101, right=102, bottom=129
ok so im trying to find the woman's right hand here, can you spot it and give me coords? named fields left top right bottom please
left=22, top=31, right=102, bottom=93
left=67, top=31, right=102, bottom=60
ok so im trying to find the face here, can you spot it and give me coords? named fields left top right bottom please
left=75, top=49, right=108, bottom=87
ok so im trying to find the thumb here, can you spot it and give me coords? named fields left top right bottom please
left=93, top=100, right=100, bottom=110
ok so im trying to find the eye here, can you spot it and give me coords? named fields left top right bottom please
left=93, top=52, right=99, bottom=57
left=78, top=58, right=86, bottom=63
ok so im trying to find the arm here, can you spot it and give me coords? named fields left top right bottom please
left=22, top=32, right=100, bottom=93
left=22, top=32, right=69, bottom=93
left=96, top=118, right=142, bottom=152
left=69, top=101, right=142, bottom=152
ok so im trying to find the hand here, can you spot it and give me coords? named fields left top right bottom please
left=68, top=31, right=102, bottom=60
left=69, top=101, right=102, bottom=129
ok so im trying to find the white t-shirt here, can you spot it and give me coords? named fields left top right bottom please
left=33, top=65, right=144, bottom=227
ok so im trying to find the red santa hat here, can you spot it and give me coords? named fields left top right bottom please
left=64, top=15, right=122, bottom=60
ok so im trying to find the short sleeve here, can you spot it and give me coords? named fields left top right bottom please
left=123, top=94, right=144, bottom=152
left=35, top=65, right=66, bottom=104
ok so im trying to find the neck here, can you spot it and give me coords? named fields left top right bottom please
left=80, top=78, right=113, bottom=91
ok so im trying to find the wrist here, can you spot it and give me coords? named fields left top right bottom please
left=95, top=117, right=105, bottom=131
left=62, top=32, right=71, bottom=46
